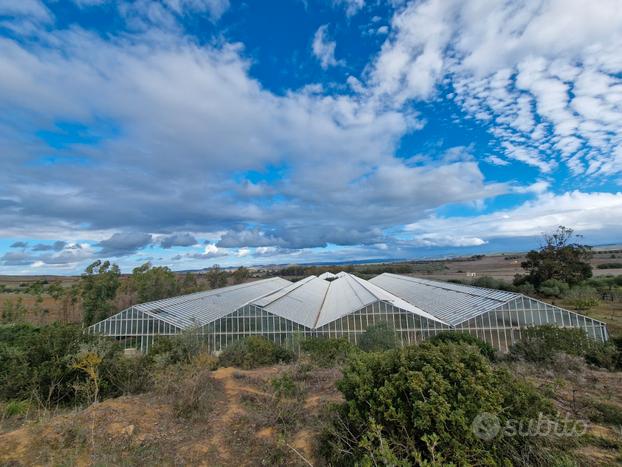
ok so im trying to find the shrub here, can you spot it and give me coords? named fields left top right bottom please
left=565, top=286, right=599, bottom=310
left=0, top=323, right=88, bottom=405
left=218, top=336, right=294, bottom=369
left=428, top=331, right=496, bottom=361
left=101, top=352, right=155, bottom=396
left=155, top=364, right=222, bottom=421
left=510, top=325, right=591, bottom=363
left=596, top=263, right=622, bottom=269
left=471, top=276, right=515, bottom=292
left=299, top=337, right=357, bottom=367
left=322, top=342, right=555, bottom=466
left=584, top=400, right=622, bottom=426
left=584, top=342, right=620, bottom=371
left=357, top=321, right=398, bottom=352
left=538, top=279, right=570, bottom=298
left=149, top=329, right=204, bottom=365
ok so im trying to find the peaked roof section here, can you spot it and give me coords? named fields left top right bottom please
left=369, top=273, right=519, bottom=326
left=251, top=275, right=330, bottom=328
left=250, top=272, right=447, bottom=329
left=131, top=277, right=292, bottom=329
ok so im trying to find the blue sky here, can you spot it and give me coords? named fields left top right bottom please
left=1, top=0, right=621, bottom=274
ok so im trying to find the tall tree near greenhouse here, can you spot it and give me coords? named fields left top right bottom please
left=80, top=260, right=121, bottom=326
left=130, top=262, right=178, bottom=303
left=519, top=226, right=593, bottom=287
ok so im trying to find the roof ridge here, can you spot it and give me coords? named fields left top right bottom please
left=313, top=276, right=333, bottom=328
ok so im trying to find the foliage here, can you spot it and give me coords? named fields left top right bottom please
left=130, top=262, right=178, bottom=303
left=565, top=286, right=599, bottom=310
left=80, top=260, right=121, bottom=325
left=299, top=337, right=358, bottom=367
left=322, top=342, right=555, bottom=466
left=149, top=329, right=204, bottom=365
left=47, top=282, right=65, bottom=301
left=154, top=363, right=222, bottom=421
left=218, top=336, right=294, bottom=369
left=3, top=400, right=30, bottom=418
left=71, top=342, right=107, bottom=404
left=357, top=321, right=398, bottom=352
left=596, top=262, right=622, bottom=269
left=538, top=278, right=570, bottom=298
left=0, top=323, right=85, bottom=404
left=0, top=323, right=149, bottom=407
left=206, top=264, right=228, bottom=289
left=584, top=342, right=620, bottom=371
left=519, top=226, right=592, bottom=288
left=509, top=324, right=619, bottom=369
left=232, top=266, right=250, bottom=284
left=583, top=399, right=622, bottom=426
left=1, top=297, right=27, bottom=323
left=471, top=276, right=516, bottom=292
left=428, top=331, right=496, bottom=361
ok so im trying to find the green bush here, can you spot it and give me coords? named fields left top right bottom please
left=584, top=342, right=620, bottom=371
left=510, top=325, right=590, bottom=363
left=596, top=263, right=622, bottom=269
left=322, top=342, right=556, bottom=466
left=358, top=321, right=398, bottom=352
left=299, top=337, right=357, bottom=367
left=0, top=323, right=151, bottom=406
left=4, top=400, right=30, bottom=418
left=149, top=329, right=204, bottom=365
left=428, top=331, right=496, bottom=361
left=538, top=279, right=570, bottom=298
left=565, top=286, right=599, bottom=310
left=218, top=336, right=294, bottom=369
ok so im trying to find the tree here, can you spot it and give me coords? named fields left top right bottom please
left=130, top=262, right=177, bottom=303
left=232, top=266, right=250, bottom=284
left=80, top=260, right=121, bottom=326
left=206, top=264, right=228, bottom=289
left=519, top=226, right=592, bottom=288
left=180, top=272, right=198, bottom=294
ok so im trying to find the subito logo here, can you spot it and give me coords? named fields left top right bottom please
left=471, top=412, right=501, bottom=441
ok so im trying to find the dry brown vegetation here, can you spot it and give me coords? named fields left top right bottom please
left=1, top=354, right=621, bottom=466
left=0, top=362, right=342, bottom=466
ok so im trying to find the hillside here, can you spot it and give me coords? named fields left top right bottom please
left=1, top=359, right=621, bottom=466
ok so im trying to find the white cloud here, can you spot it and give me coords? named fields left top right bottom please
left=405, top=191, right=622, bottom=245
left=236, top=247, right=249, bottom=257
left=0, top=0, right=51, bottom=21
left=333, top=0, right=364, bottom=16
left=312, top=25, right=342, bottom=69
left=364, top=0, right=622, bottom=176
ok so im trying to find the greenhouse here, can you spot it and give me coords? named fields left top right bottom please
left=89, top=272, right=609, bottom=353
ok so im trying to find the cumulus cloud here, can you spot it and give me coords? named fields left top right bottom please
left=312, top=25, right=342, bottom=69
left=10, top=241, right=27, bottom=248
left=97, top=232, right=153, bottom=256
left=189, top=243, right=228, bottom=259
left=160, top=233, right=197, bottom=249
